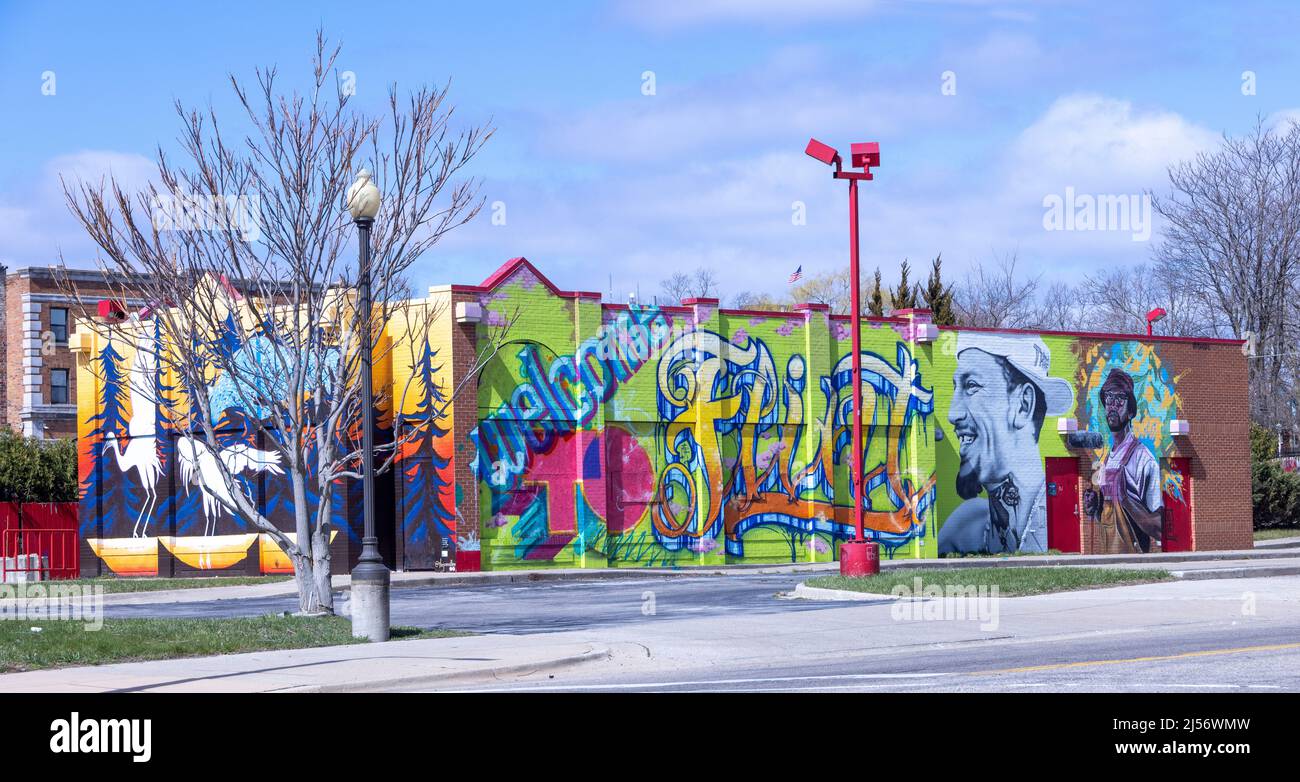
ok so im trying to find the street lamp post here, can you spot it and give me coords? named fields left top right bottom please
left=346, top=168, right=390, bottom=641
left=805, top=138, right=881, bottom=577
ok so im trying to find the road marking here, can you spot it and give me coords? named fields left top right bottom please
left=977, top=641, right=1300, bottom=676
left=445, top=671, right=954, bottom=692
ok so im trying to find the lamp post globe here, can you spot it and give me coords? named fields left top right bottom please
left=348, top=167, right=389, bottom=641
left=347, top=168, right=381, bottom=221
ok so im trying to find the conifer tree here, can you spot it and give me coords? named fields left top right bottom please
left=923, top=254, right=958, bottom=325
left=893, top=259, right=918, bottom=310
left=868, top=268, right=885, bottom=316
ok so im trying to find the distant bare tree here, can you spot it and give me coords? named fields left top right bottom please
left=659, top=266, right=721, bottom=305
left=1076, top=264, right=1209, bottom=337
left=730, top=291, right=786, bottom=311
left=1151, top=118, right=1300, bottom=426
left=953, top=250, right=1041, bottom=329
left=1032, top=280, right=1088, bottom=332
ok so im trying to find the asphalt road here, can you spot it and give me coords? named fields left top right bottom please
left=440, top=617, right=1300, bottom=693
left=103, top=573, right=838, bottom=633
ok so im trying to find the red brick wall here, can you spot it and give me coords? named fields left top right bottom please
left=3, top=268, right=125, bottom=439
left=1074, top=338, right=1252, bottom=553
left=449, top=289, right=481, bottom=554
left=0, top=269, right=8, bottom=426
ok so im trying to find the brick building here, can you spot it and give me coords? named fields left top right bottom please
left=74, top=257, right=1253, bottom=577
left=3, top=266, right=143, bottom=440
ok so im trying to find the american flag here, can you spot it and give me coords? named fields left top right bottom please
left=788, top=265, right=803, bottom=284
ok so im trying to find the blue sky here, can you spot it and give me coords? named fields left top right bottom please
left=3, top=0, right=1300, bottom=302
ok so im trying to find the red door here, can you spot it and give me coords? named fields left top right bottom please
left=1045, top=457, right=1081, bottom=553
left=1162, top=457, right=1192, bottom=552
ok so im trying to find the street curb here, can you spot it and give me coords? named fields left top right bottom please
left=884, top=549, right=1300, bottom=571
left=288, top=644, right=613, bottom=693
left=790, top=564, right=1300, bottom=601
left=1253, top=536, right=1300, bottom=549
left=1170, top=565, right=1300, bottom=580
left=789, top=582, right=896, bottom=602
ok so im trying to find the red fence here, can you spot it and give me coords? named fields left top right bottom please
left=0, top=503, right=79, bottom=581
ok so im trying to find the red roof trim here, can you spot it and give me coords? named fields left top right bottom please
left=829, top=313, right=908, bottom=324
left=456, top=257, right=601, bottom=299
left=937, top=322, right=1244, bottom=346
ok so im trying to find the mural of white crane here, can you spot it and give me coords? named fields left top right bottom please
left=175, top=437, right=284, bottom=538
left=103, top=329, right=163, bottom=537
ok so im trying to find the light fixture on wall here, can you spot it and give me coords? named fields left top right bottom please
left=455, top=301, right=483, bottom=323
left=1170, top=419, right=1191, bottom=436
left=1056, top=418, right=1079, bottom=434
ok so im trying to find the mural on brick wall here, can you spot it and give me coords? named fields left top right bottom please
left=77, top=259, right=1209, bottom=575
left=929, top=332, right=1184, bottom=556
left=1078, top=340, right=1183, bottom=553
left=392, top=327, right=457, bottom=570
left=77, top=314, right=356, bottom=576
left=938, top=332, right=1075, bottom=554
left=469, top=261, right=939, bottom=569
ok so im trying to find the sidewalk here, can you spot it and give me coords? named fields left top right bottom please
left=0, top=634, right=611, bottom=693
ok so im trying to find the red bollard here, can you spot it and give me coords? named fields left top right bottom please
left=839, top=540, right=879, bottom=577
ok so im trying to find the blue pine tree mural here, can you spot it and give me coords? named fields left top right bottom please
left=81, top=339, right=138, bottom=539
left=397, top=338, right=455, bottom=568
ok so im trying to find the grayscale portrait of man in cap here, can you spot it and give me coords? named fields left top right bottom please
left=939, top=333, right=1075, bottom=554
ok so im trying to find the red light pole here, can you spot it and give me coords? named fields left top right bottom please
left=805, top=138, right=881, bottom=577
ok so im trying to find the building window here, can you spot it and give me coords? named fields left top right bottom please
left=50, top=307, right=68, bottom=345
left=50, top=369, right=69, bottom=405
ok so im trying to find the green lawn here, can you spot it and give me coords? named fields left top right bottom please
left=1, top=575, right=291, bottom=597
left=0, top=615, right=467, bottom=673
left=806, top=566, right=1173, bottom=597
left=1254, top=529, right=1300, bottom=541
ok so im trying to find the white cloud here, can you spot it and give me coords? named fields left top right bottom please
left=433, top=91, right=1224, bottom=300
left=0, top=150, right=156, bottom=268
left=541, top=83, right=957, bottom=165
left=1007, top=94, right=1218, bottom=196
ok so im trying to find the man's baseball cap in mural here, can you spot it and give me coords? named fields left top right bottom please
left=956, top=332, right=1075, bottom=416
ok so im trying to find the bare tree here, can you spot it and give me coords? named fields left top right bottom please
left=1152, top=118, right=1300, bottom=426
left=61, top=33, right=500, bottom=614
left=658, top=266, right=721, bottom=305
left=729, top=290, right=786, bottom=311
left=1075, top=264, right=1210, bottom=337
left=1032, top=280, right=1088, bottom=332
left=953, top=250, right=1041, bottom=329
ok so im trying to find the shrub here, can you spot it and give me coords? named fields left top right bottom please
left=0, top=428, right=78, bottom=505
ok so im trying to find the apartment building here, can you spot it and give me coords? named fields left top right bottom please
left=2, top=265, right=140, bottom=440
